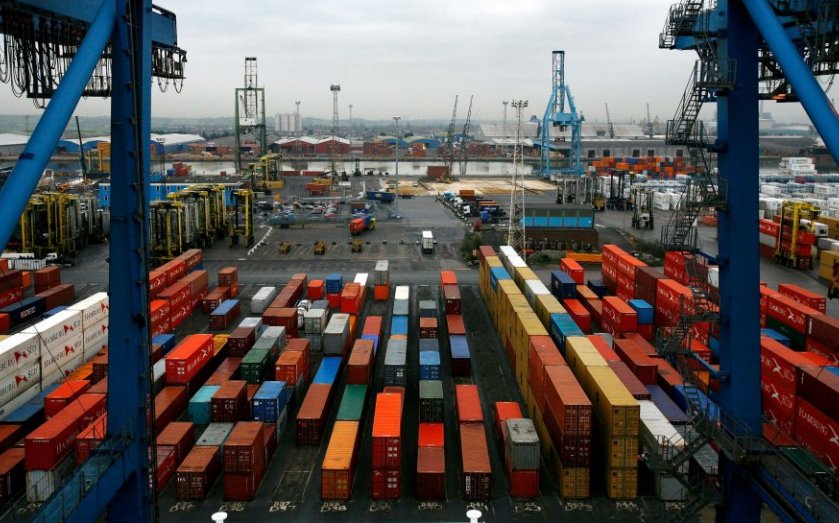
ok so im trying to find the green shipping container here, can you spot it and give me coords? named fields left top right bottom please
left=240, top=348, right=272, bottom=383
left=336, top=384, right=367, bottom=421
left=419, top=380, right=444, bottom=423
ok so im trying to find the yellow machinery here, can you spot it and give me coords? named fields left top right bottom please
left=168, top=184, right=228, bottom=248
left=775, top=201, right=820, bottom=269
left=149, top=200, right=185, bottom=262
left=229, top=189, right=254, bottom=247
left=250, top=153, right=285, bottom=193
left=351, top=239, right=363, bottom=253
left=314, top=240, right=326, bottom=255
left=15, top=192, right=96, bottom=257
left=278, top=241, right=293, bottom=254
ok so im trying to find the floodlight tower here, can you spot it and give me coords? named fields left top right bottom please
left=508, top=100, right=529, bottom=256
left=234, top=57, right=266, bottom=173
left=330, top=84, right=341, bottom=173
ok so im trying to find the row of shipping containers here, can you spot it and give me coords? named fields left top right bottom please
left=0, top=266, right=78, bottom=334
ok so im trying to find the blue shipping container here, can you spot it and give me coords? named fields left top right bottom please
left=1, top=296, right=46, bottom=326
left=43, top=306, right=67, bottom=318
left=325, top=273, right=343, bottom=294
left=361, top=334, right=379, bottom=355
left=646, top=385, right=690, bottom=425
left=313, top=357, right=342, bottom=385
left=252, top=381, right=289, bottom=423
left=550, top=271, right=576, bottom=300
left=188, top=385, right=220, bottom=425
left=490, top=267, right=511, bottom=292
left=419, top=351, right=441, bottom=380
left=549, top=313, right=584, bottom=353
left=450, top=336, right=471, bottom=360
left=391, top=315, right=408, bottom=336
left=628, top=299, right=654, bottom=325
left=586, top=279, right=608, bottom=298
left=212, top=299, right=239, bottom=316
left=153, top=334, right=177, bottom=356
left=0, top=382, right=60, bottom=428
left=760, top=328, right=790, bottom=347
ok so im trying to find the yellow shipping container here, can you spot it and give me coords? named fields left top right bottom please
left=604, top=435, right=638, bottom=468
left=213, top=334, right=229, bottom=352
left=514, top=313, right=547, bottom=388
left=819, top=249, right=839, bottom=272
left=819, top=262, right=833, bottom=281
left=486, top=256, right=503, bottom=268
left=499, top=294, right=530, bottom=346
left=605, top=467, right=638, bottom=500
left=818, top=215, right=839, bottom=233
left=565, top=336, right=609, bottom=382
left=516, top=266, right=539, bottom=285
left=553, top=457, right=590, bottom=498
left=532, top=399, right=554, bottom=460
left=585, top=366, right=640, bottom=437
left=534, top=293, right=567, bottom=327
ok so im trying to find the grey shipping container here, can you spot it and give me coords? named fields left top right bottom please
left=251, top=286, right=277, bottom=314
left=419, top=339, right=439, bottom=353
left=323, top=313, right=350, bottom=356
left=307, top=334, right=323, bottom=352
left=384, top=341, right=407, bottom=386
left=419, top=380, right=444, bottom=422
left=239, top=317, right=265, bottom=336
left=419, top=300, right=437, bottom=318
left=197, top=422, right=235, bottom=447
left=304, top=309, right=328, bottom=334
left=392, top=299, right=409, bottom=316
left=374, top=260, right=389, bottom=285
left=504, top=419, right=540, bottom=470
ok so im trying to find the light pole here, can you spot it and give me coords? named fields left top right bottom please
left=393, top=115, right=401, bottom=211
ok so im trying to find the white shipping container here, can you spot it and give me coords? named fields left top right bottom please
left=239, top=317, right=265, bottom=337
left=261, top=326, right=287, bottom=351
left=304, top=309, right=328, bottom=334
left=26, top=455, right=76, bottom=502
left=67, top=292, right=110, bottom=330
left=0, top=360, right=40, bottom=409
left=40, top=332, right=84, bottom=378
left=0, top=381, right=41, bottom=420
left=22, top=309, right=83, bottom=351
left=523, top=279, right=550, bottom=309
left=153, top=358, right=165, bottom=383
left=394, top=286, right=410, bottom=301
left=12, top=259, right=46, bottom=271
left=354, top=273, right=369, bottom=288
left=83, top=318, right=109, bottom=357
left=374, top=260, right=389, bottom=285
left=0, top=332, right=39, bottom=381
left=499, top=245, right=517, bottom=263
left=250, top=286, right=277, bottom=314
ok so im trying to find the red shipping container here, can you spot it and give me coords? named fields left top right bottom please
left=777, top=284, right=826, bottom=313
left=601, top=245, right=629, bottom=267
left=545, top=366, right=592, bottom=435
left=24, top=393, right=106, bottom=470
left=656, top=279, right=692, bottom=314
left=227, top=327, right=256, bottom=357
left=761, top=376, right=795, bottom=436
left=416, top=446, right=446, bottom=500
left=74, top=413, right=107, bottom=463
left=262, top=307, right=298, bottom=337
left=308, top=280, right=325, bottom=300
left=205, top=357, right=242, bottom=386
left=460, top=423, right=492, bottom=501
left=155, top=386, right=188, bottom=432
left=286, top=338, right=310, bottom=352
left=178, top=249, right=203, bottom=271
left=637, top=323, right=655, bottom=341
left=0, top=425, right=22, bottom=455
left=808, top=314, right=839, bottom=356
left=655, top=359, right=683, bottom=393
left=797, top=364, right=839, bottom=423
left=418, top=422, right=445, bottom=447
left=340, top=283, right=362, bottom=315
left=544, top=409, right=591, bottom=467
left=0, top=312, right=10, bottom=333
left=607, top=361, right=651, bottom=400
left=297, top=384, right=333, bottom=445
left=527, top=336, right=566, bottom=414
left=44, top=380, right=91, bottom=418
left=154, top=445, right=178, bottom=492
left=602, top=296, right=638, bottom=333
left=224, top=469, right=264, bottom=501
left=805, top=336, right=839, bottom=365
left=0, top=448, right=25, bottom=504
left=455, top=385, right=483, bottom=424
left=559, top=258, right=584, bottom=284
left=347, top=340, right=374, bottom=385
left=585, top=298, right=602, bottom=324
left=794, top=398, right=839, bottom=474
left=176, top=446, right=220, bottom=500
left=494, top=402, right=523, bottom=442
left=374, top=285, right=389, bottom=301
left=36, top=283, right=75, bottom=310
left=505, top=452, right=539, bottom=498
left=181, top=270, right=209, bottom=297
left=211, top=381, right=247, bottom=423
left=601, top=262, right=618, bottom=285
left=149, top=270, right=168, bottom=298
left=478, top=245, right=496, bottom=261
left=419, top=317, right=438, bottom=339
left=444, top=316, right=464, bottom=337
left=218, top=266, right=238, bottom=286
left=209, top=300, right=240, bottom=331
left=158, top=280, right=191, bottom=310
left=156, top=421, right=195, bottom=462
left=362, top=316, right=383, bottom=337
left=372, top=393, right=402, bottom=469
left=371, top=468, right=400, bottom=499
left=326, top=293, right=340, bottom=309
left=561, top=299, right=591, bottom=333
left=440, top=270, right=458, bottom=286
left=634, top=266, right=665, bottom=306
left=202, top=286, right=231, bottom=314
left=588, top=334, right=620, bottom=362
left=765, top=293, right=818, bottom=334
left=33, top=266, right=60, bottom=287
left=663, top=251, right=688, bottom=284
left=613, top=339, right=657, bottom=385
left=761, top=336, right=818, bottom=397
left=617, top=254, right=647, bottom=279
left=165, top=334, right=214, bottom=385
left=443, top=284, right=461, bottom=315
left=224, top=422, right=266, bottom=474
left=150, top=299, right=170, bottom=333
left=275, top=349, right=308, bottom=385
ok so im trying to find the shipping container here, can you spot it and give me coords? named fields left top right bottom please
left=155, top=386, right=188, bottom=432
left=251, top=286, right=277, bottom=315
left=545, top=365, right=592, bottom=436
left=613, top=338, right=658, bottom=385
left=24, top=393, right=106, bottom=470
left=347, top=340, right=374, bottom=385
left=176, top=446, right=220, bottom=500
left=460, top=423, right=492, bottom=501
left=419, top=351, right=441, bottom=381
left=336, top=384, right=367, bottom=422
left=0, top=448, right=25, bottom=504
left=296, top=383, right=333, bottom=445
left=504, top=418, right=540, bottom=470
left=313, top=357, right=342, bottom=385
left=419, top=380, right=444, bottom=423
left=165, top=334, right=214, bottom=385
left=240, top=349, right=274, bottom=384
left=456, top=384, right=483, bottom=424
left=323, top=313, right=350, bottom=356
left=384, top=339, right=407, bottom=386
left=189, top=385, right=221, bottom=425
left=416, top=446, right=446, bottom=500
left=275, top=349, right=308, bottom=386
left=584, top=366, right=640, bottom=437
left=418, top=422, right=445, bottom=447
left=252, top=381, right=288, bottom=424
left=450, top=336, right=471, bottom=377
left=156, top=421, right=195, bottom=462
left=223, top=422, right=266, bottom=474
left=443, top=284, right=462, bottom=315
left=372, top=393, right=402, bottom=470
left=321, top=420, right=360, bottom=500
left=447, top=315, right=466, bottom=336
left=211, top=381, right=247, bottom=423
left=608, top=361, right=651, bottom=400
left=549, top=313, right=585, bottom=352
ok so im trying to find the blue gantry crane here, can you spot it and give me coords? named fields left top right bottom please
left=653, top=1, right=839, bottom=522
left=539, top=50, right=584, bottom=179
left=0, top=1, right=185, bottom=522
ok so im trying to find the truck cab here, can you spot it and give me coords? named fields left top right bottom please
left=421, top=230, right=434, bottom=254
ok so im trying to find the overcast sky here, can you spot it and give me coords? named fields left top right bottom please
left=0, top=0, right=834, bottom=125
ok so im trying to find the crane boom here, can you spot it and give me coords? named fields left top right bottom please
left=605, top=102, right=615, bottom=139
left=460, top=95, right=473, bottom=176
left=446, top=95, right=458, bottom=178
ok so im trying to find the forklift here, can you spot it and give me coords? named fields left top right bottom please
left=631, top=186, right=654, bottom=230
left=606, top=169, right=633, bottom=210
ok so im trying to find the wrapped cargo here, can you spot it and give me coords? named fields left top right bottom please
left=384, top=339, right=407, bottom=386
left=419, top=380, right=444, bottom=422
left=321, top=420, right=360, bottom=500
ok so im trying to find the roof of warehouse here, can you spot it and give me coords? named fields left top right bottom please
left=273, top=136, right=321, bottom=145
left=0, top=133, right=30, bottom=146
left=58, top=133, right=206, bottom=147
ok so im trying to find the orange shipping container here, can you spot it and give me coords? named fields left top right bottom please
left=321, top=420, right=360, bottom=500
left=371, top=393, right=402, bottom=469
left=455, top=384, right=483, bottom=424
left=528, top=336, right=567, bottom=414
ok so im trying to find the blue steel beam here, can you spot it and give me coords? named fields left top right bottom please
left=7, top=0, right=178, bottom=47
left=742, top=0, right=839, bottom=164
left=715, top=0, right=762, bottom=521
left=0, top=0, right=114, bottom=254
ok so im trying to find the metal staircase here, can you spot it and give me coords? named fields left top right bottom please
left=659, top=0, right=706, bottom=49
